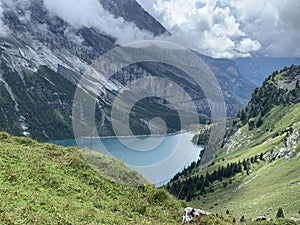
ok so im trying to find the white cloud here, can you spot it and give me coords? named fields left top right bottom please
left=43, top=0, right=154, bottom=44
left=2, top=0, right=298, bottom=58
left=137, top=0, right=300, bottom=58
left=237, top=38, right=261, bottom=53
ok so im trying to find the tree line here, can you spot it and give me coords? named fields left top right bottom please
left=166, top=153, right=264, bottom=201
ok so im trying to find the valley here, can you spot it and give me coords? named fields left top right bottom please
left=166, top=65, right=300, bottom=221
left=0, top=0, right=299, bottom=224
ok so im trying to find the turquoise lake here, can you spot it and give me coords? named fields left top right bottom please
left=52, top=133, right=203, bottom=186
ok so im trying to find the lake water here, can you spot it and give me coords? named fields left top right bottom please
left=52, top=133, right=203, bottom=186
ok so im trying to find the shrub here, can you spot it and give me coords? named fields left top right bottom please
left=0, top=132, right=10, bottom=140
left=149, top=189, right=169, bottom=204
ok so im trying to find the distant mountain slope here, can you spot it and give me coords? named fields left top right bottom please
left=197, top=53, right=256, bottom=109
left=0, top=65, right=76, bottom=140
left=0, top=0, right=255, bottom=141
left=234, top=57, right=300, bottom=86
left=166, top=65, right=300, bottom=220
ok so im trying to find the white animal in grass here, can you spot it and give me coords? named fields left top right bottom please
left=182, top=207, right=212, bottom=224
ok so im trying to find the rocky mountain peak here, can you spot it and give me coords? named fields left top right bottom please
left=99, top=0, right=170, bottom=36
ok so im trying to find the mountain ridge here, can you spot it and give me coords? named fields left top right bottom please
left=166, top=65, right=300, bottom=219
left=99, top=0, right=170, bottom=36
left=0, top=0, right=255, bottom=141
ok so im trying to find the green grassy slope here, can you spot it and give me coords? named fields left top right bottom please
left=166, top=66, right=300, bottom=222
left=0, top=132, right=185, bottom=224
left=0, top=133, right=297, bottom=225
left=205, top=104, right=299, bottom=218
left=81, top=149, right=147, bottom=186
left=183, top=104, right=300, bottom=219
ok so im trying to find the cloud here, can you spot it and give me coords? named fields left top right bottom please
left=279, top=0, right=300, bottom=35
left=2, top=0, right=299, bottom=58
left=43, top=0, right=154, bottom=44
left=137, top=0, right=300, bottom=58
left=237, top=38, right=261, bottom=54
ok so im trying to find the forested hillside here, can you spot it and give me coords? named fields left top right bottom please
left=166, top=65, right=300, bottom=220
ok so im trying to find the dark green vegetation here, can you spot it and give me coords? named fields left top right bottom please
left=168, top=153, right=264, bottom=201
left=0, top=65, right=75, bottom=141
left=166, top=65, right=300, bottom=220
left=192, top=126, right=211, bottom=146
left=0, top=64, right=187, bottom=141
left=236, top=65, right=300, bottom=129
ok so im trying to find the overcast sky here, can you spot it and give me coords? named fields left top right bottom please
left=1, top=0, right=299, bottom=59
left=137, top=0, right=300, bottom=58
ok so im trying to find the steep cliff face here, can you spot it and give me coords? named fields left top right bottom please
left=0, top=0, right=176, bottom=140
left=198, top=54, right=255, bottom=114
left=0, top=0, right=255, bottom=140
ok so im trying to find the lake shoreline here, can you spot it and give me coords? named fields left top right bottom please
left=76, top=130, right=186, bottom=140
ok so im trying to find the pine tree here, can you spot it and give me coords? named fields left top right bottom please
left=240, top=216, right=245, bottom=222
left=204, top=172, right=210, bottom=187
left=276, top=208, right=284, bottom=218
left=254, top=154, right=258, bottom=163
left=260, top=152, right=264, bottom=160
left=240, top=110, right=246, bottom=124
left=197, top=175, right=204, bottom=190
left=237, top=160, right=242, bottom=172
left=242, top=159, right=247, bottom=169
left=256, top=117, right=263, bottom=127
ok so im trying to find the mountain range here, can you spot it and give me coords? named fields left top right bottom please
left=1, top=0, right=299, bottom=142
left=0, top=0, right=256, bottom=141
left=0, top=1, right=299, bottom=224
left=0, top=65, right=299, bottom=223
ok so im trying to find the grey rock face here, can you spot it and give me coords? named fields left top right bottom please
left=99, top=0, right=170, bottom=36
left=0, top=0, right=257, bottom=141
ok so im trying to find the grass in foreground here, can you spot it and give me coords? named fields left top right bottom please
left=0, top=132, right=297, bottom=224
left=0, top=132, right=184, bottom=224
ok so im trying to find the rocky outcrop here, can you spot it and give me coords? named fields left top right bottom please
left=268, top=127, right=299, bottom=162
